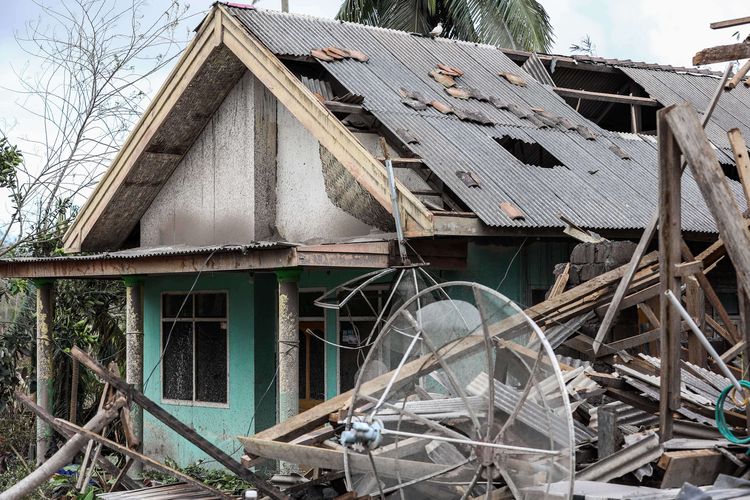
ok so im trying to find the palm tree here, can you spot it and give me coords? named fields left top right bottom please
left=336, top=0, right=553, bottom=52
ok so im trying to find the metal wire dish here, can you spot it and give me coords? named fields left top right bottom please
left=339, top=281, right=575, bottom=499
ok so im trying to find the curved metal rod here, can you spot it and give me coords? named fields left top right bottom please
left=314, top=268, right=397, bottom=310
left=473, top=285, right=496, bottom=441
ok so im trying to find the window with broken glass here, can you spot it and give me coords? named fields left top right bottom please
left=161, top=292, right=228, bottom=405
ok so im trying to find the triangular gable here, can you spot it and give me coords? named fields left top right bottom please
left=63, top=5, right=433, bottom=252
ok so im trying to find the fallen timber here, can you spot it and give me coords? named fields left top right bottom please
left=245, top=239, right=727, bottom=458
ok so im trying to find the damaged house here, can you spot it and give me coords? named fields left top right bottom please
left=3, top=2, right=750, bottom=480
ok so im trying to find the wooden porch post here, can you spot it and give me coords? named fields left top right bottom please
left=34, top=279, right=54, bottom=465
left=276, top=269, right=300, bottom=474
left=658, top=106, right=682, bottom=442
left=124, top=277, right=144, bottom=476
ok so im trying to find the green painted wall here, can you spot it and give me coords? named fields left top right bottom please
left=253, top=273, right=278, bottom=433
left=142, top=273, right=255, bottom=465
left=139, top=240, right=572, bottom=466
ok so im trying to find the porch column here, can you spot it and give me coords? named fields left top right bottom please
left=124, top=277, right=144, bottom=476
left=276, top=269, right=300, bottom=474
left=34, top=279, right=54, bottom=465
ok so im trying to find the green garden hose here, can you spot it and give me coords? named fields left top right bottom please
left=716, top=380, right=750, bottom=444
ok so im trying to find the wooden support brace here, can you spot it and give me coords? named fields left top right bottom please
left=726, top=61, right=750, bottom=90
left=681, top=239, right=741, bottom=344
left=675, top=260, right=704, bottom=277
left=728, top=128, right=750, bottom=207
left=711, top=16, right=750, bottom=30
left=665, top=103, right=750, bottom=300
left=658, top=105, right=682, bottom=442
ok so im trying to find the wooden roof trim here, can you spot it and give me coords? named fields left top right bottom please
left=62, top=9, right=224, bottom=252
left=63, top=6, right=434, bottom=252
left=216, top=6, right=433, bottom=236
left=0, top=242, right=395, bottom=279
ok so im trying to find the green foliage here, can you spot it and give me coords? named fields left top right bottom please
left=144, top=460, right=255, bottom=495
left=0, top=137, right=22, bottom=190
left=336, top=0, right=554, bottom=51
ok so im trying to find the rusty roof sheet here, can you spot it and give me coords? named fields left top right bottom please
left=226, top=6, right=747, bottom=233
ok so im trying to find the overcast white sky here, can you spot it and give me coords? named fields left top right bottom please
left=0, top=0, right=748, bottom=224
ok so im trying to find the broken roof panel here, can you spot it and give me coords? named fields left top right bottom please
left=227, top=6, right=747, bottom=233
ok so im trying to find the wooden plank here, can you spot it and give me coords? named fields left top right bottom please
left=69, top=347, right=290, bottom=500
left=239, top=438, right=462, bottom=480
left=658, top=105, right=682, bottom=442
left=675, top=260, right=703, bottom=277
left=55, top=419, right=230, bottom=500
left=665, top=103, right=750, bottom=301
left=638, top=303, right=660, bottom=329
left=728, top=128, right=750, bottom=206
left=686, top=276, right=706, bottom=367
left=681, top=239, right=741, bottom=343
left=549, top=263, right=570, bottom=298
left=658, top=449, right=732, bottom=488
left=710, top=16, right=750, bottom=30
left=694, top=42, right=750, bottom=66
left=721, top=340, right=746, bottom=363
left=726, top=60, right=750, bottom=89
left=552, top=87, right=658, bottom=106
left=739, top=287, right=750, bottom=432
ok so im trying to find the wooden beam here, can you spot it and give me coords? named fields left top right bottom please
left=680, top=239, right=741, bottom=343
left=710, top=16, right=750, bottom=30
left=553, top=87, right=658, bottom=106
left=0, top=243, right=400, bottom=279
left=665, top=103, right=750, bottom=301
left=549, top=263, right=570, bottom=298
left=324, top=100, right=366, bottom=115
left=685, top=276, right=707, bottom=367
left=69, top=346, right=290, bottom=500
left=728, top=128, right=750, bottom=207
left=693, top=42, right=750, bottom=66
left=658, top=105, right=682, bottom=442
left=239, top=438, right=465, bottom=480
left=726, top=60, right=750, bottom=89
left=658, top=450, right=732, bottom=488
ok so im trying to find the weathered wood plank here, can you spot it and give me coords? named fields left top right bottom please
left=694, top=42, right=750, bottom=65
left=665, top=103, right=750, bottom=301
left=681, top=239, right=740, bottom=343
left=711, top=16, right=750, bottom=30
left=726, top=61, right=750, bottom=89
left=553, top=87, right=658, bottom=106
left=728, top=128, right=750, bottom=206
left=658, top=105, right=682, bottom=442
left=658, top=449, right=732, bottom=488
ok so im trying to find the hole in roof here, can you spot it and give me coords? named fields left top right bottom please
left=494, top=136, right=564, bottom=168
left=720, top=162, right=740, bottom=182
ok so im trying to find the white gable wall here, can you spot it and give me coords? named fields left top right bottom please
left=141, top=72, right=256, bottom=246
left=140, top=70, right=378, bottom=246
left=275, top=105, right=373, bottom=242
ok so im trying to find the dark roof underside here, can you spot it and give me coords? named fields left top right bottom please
left=227, top=6, right=748, bottom=234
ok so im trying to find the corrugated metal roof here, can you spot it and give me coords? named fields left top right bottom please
left=1, top=242, right=293, bottom=263
left=226, top=6, right=747, bottom=233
